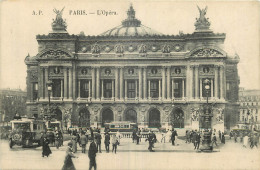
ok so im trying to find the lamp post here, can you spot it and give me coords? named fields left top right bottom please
left=46, top=80, right=53, bottom=128
left=200, top=78, right=213, bottom=151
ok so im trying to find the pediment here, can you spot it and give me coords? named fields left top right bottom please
left=189, top=46, right=226, bottom=58
left=36, top=49, right=75, bottom=60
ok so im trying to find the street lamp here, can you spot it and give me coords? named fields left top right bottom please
left=46, top=80, right=53, bottom=128
left=200, top=78, right=213, bottom=151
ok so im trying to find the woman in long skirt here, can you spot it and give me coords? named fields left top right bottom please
left=42, top=137, right=52, bottom=157
left=71, top=136, right=77, bottom=153
left=62, top=142, right=78, bottom=170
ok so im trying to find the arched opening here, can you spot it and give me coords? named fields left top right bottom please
left=55, top=109, right=62, bottom=121
left=149, top=108, right=161, bottom=128
left=125, top=109, right=137, bottom=123
left=102, top=108, right=114, bottom=127
left=79, top=108, right=90, bottom=127
left=171, top=108, right=184, bottom=128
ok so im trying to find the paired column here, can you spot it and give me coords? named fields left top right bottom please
left=172, top=79, right=175, bottom=99
left=91, top=67, right=96, bottom=99
left=135, top=80, right=138, bottom=99
left=167, top=67, right=171, bottom=100
left=115, top=68, right=119, bottom=100
left=96, top=67, right=100, bottom=100
left=124, top=80, right=127, bottom=100
left=148, top=80, right=151, bottom=99
left=159, top=80, right=161, bottom=99
left=194, top=65, right=199, bottom=99
left=112, top=80, right=114, bottom=99
left=214, top=65, right=219, bottom=99
left=120, top=67, right=124, bottom=100
left=73, top=66, right=76, bottom=99
left=61, top=80, right=63, bottom=98
left=63, top=67, right=68, bottom=99
left=44, top=67, right=48, bottom=99
left=219, top=65, right=224, bottom=99
left=138, top=67, right=143, bottom=99
left=190, top=65, right=194, bottom=99
left=210, top=79, right=214, bottom=98
left=101, top=80, right=104, bottom=99
left=69, top=68, right=73, bottom=99
left=143, top=67, right=147, bottom=100
left=199, top=79, right=202, bottom=99
left=161, top=67, right=166, bottom=100
left=182, top=79, right=185, bottom=98
left=78, top=80, right=80, bottom=98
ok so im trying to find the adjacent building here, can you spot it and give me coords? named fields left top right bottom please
left=0, top=88, right=27, bottom=123
left=24, top=5, right=239, bottom=132
left=237, top=88, right=260, bottom=130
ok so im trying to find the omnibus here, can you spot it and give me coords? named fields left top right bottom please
left=9, top=117, right=46, bottom=148
left=104, top=121, right=137, bottom=132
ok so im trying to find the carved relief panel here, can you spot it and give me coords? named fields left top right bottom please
left=171, top=66, right=186, bottom=77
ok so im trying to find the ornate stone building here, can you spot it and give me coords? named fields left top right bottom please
left=237, top=88, right=260, bottom=130
left=25, top=5, right=239, bottom=132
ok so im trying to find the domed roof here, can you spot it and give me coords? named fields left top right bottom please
left=100, top=5, right=163, bottom=36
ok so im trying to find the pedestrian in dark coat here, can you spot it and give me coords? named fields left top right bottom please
left=195, top=133, right=201, bottom=150
left=132, top=130, right=136, bottom=143
left=218, top=130, right=222, bottom=141
left=146, top=132, right=155, bottom=152
left=88, top=137, right=98, bottom=170
left=234, top=133, right=237, bottom=143
left=221, top=133, right=225, bottom=144
left=62, top=142, right=77, bottom=170
left=111, top=134, right=119, bottom=154
left=80, top=132, right=88, bottom=153
left=42, top=137, right=52, bottom=157
left=95, top=131, right=102, bottom=153
left=71, top=136, right=77, bottom=153
left=212, top=134, right=217, bottom=146
left=55, top=133, right=60, bottom=149
left=104, top=132, right=110, bottom=153
left=192, top=131, right=197, bottom=147
left=171, top=130, right=177, bottom=146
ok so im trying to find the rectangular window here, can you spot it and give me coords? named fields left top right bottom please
left=174, top=79, right=182, bottom=98
left=52, top=79, right=62, bottom=97
left=150, top=80, right=159, bottom=98
left=202, top=78, right=212, bottom=97
left=32, top=83, right=38, bottom=101
left=127, top=80, right=136, bottom=98
left=80, top=80, right=89, bottom=98
left=104, top=80, right=112, bottom=98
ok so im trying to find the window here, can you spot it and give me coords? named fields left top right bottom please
left=52, top=79, right=62, bottom=97
left=33, top=83, right=38, bottom=101
left=127, top=80, right=136, bottom=98
left=150, top=80, right=159, bottom=98
left=202, top=78, right=212, bottom=97
left=174, top=79, right=183, bottom=98
left=104, top=80, right=112, bottom=98
left=242, top=116, right=244, bottom=121
left=80, top=80, right=89, bottom=98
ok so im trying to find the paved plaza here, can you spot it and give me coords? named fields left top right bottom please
left=0, top=136, right=259, bottom=170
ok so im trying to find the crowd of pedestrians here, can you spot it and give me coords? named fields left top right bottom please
left=230, top=130, right=259, bottom=149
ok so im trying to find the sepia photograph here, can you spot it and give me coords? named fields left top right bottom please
left=0, top=0, right=259, bottom=169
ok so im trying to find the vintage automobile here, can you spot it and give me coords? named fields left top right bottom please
left=9, top=117, right=46, bottom=148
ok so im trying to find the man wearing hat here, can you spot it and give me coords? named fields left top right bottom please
left=88, top=137, right=98, bottom=170
left=80, top=131, right=88, bottom=153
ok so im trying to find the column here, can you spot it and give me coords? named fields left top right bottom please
left=159, top=79, right=161, bottom=100
left=135, top=80, right=138, bottom=99
left=200, top=79, right=202, bottom=99
left=182, top=79, right=185, bottom=98
left=96, top=67, right=100, bottom=100
left=73, top=65, right=76, bottom=99
left=185, top=66, right=190, bottom=99
left=78, top=80, right=80, bottom=98
left=124, top=80, right=127, bottom=100
left=101, top=80, right=104, bottom=99
left=190, top=65, right=194, bottom=99
left=214, top=65, right=219, bottom=99
left=138, top=67, right=143, bottom=99
left=120, top=67, right=124, bottom=100
left=69, top=68, right=73, bottom=99
left=194, top=65, right=199, bottom=99
left=167, top=67, right=171, bottom=99
left=91, top=67, right=96, bottom=99
left=143, top=67, right=147, bottom=99
left=39, top=67, right=44, bottom=99
left=112, top=80, right=115, bottom=99
left=61, top=80, right=64, bottom=98
left=148, top=80, right=151, bottom=99
left=44, top=67, right=48, bottom=99
left=220, top=65, right=224, bottom=99
left=162, top=67, right=166, bottom=100
left=115, top=68, right=119, bottom=100
left=172, top=79, right=174, bottom=99
left=64, top=67, right=68, bottom=99
left=211, top=79, right=214, bottom=98
left=89, top=80, right=91, bottom=99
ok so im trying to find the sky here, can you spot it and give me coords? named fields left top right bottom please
left=0, top=0, right=259, bottom=91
